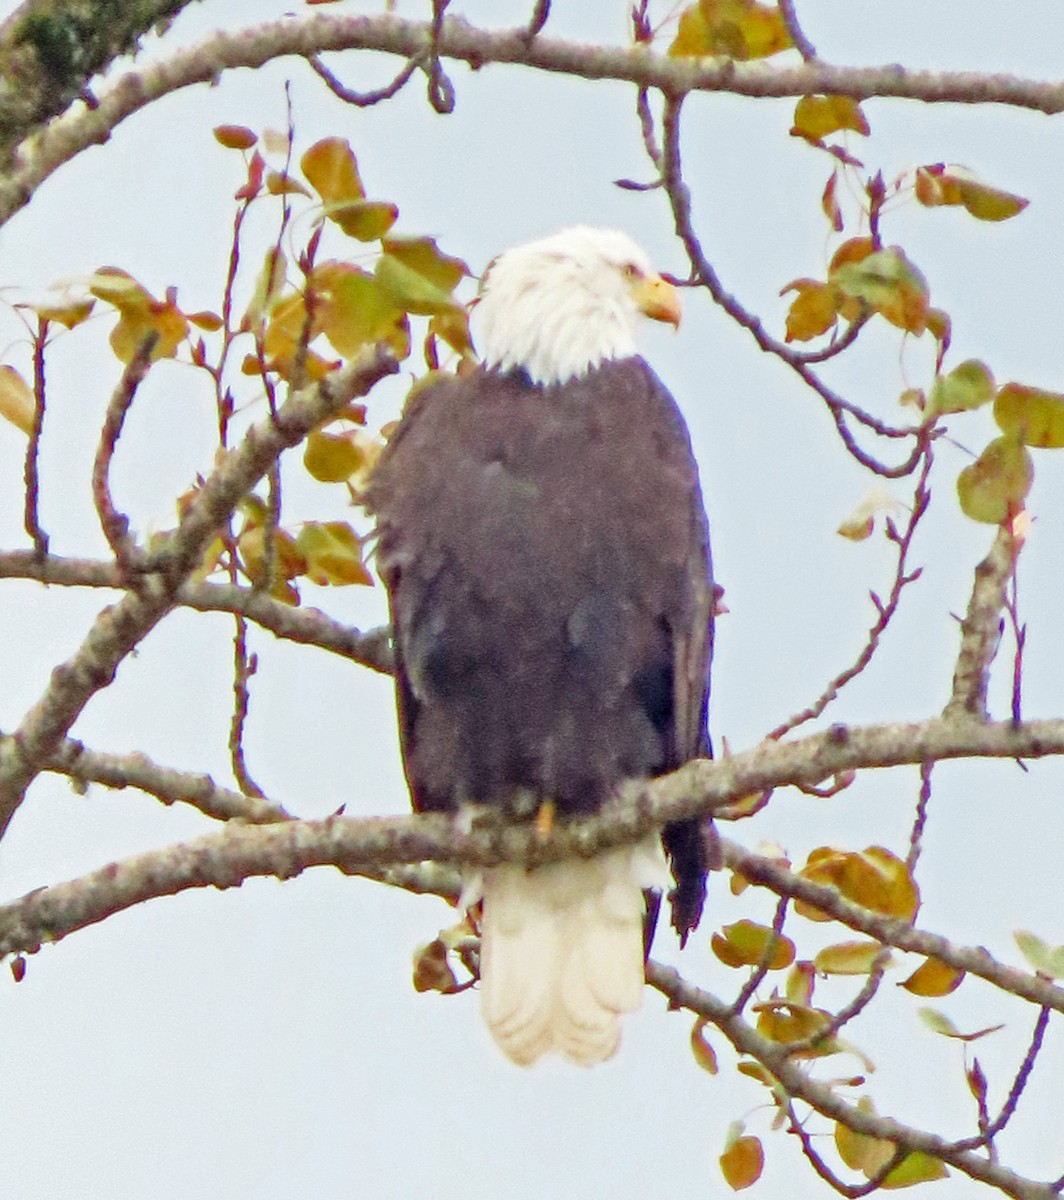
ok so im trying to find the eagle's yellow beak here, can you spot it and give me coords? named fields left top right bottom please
left=633, top=273, right=682, bottom=329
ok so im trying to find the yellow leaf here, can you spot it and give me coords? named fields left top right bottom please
left=792, top=95, right=870, bottom=141
left=303, top=429, right=370, bottom=483
left=957, top=435, right=1033, bottom=525
left=296, top=521, right=374, bottom=587
left=815, top=940, right=888, bottom=975
left=785, top=960, right=815, bottom=1005
left=901, top=956, right=964, bottom=997
left=720, top=1134, right=764, bottom=1191
left=243, top=249, right=288, bottom=331
left=837, top=482, right=900, bottom=541
left=266, top=170, right=312, bottom=198
left=798, top=846, right=919, bottom=922
left=828, top=236, right=874, bottom=273
left=994, top=382, right=1064, bottom=448
left=711, top=920, right=795, bottom=970
left=668, top=5, right=713, bottom=56
left=673, top=0, right=792, bottom=60
left=31, top=296, right=95, bottom=329
left=781, top=278, right=839, bottom=342
left=834, top=1098, right=894, bottom=1176
left=690, top=1018, right=719, bottom=1074
left=1014, top=929, right=1064, bottom=978
left=916, top=164, right=1027, bottom=222
left=754, top=999, right=832, bottom=1047
left=301, top=137, right=364, bottom=205
left=0, top=365, right=35, bottom=435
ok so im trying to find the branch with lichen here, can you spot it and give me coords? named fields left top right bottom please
left=4, top=12, right=1064, bottom=229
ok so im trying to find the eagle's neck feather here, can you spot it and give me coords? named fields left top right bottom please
left=475, top=263, right=638, bottom=386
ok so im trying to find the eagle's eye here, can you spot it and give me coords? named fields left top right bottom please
left=621, top=262, right=644, bottom=282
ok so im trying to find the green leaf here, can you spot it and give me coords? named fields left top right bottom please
left=376, top=253, right=463, bottom=316
left=831, top=247, right=929, bottom=335
left=881, top=1151, right=949, bottom=1189
left=1015, top=930, right=1064, bottom=978
left=927, top=359, right=995, bottom=418
left=994, top=382, right=1064, bottom=448
left=381, top=235, right=469, bottom=293
left=956, top=435, right=1033, bottom=524
left=313, top=263, right=408, bottom=357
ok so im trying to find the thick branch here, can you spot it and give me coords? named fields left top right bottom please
left=4, top=14, right=1064, bottom=228
left=6, top=715, right=1064, bottom=966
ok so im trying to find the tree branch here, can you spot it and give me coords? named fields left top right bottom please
left=0, top=551, right=394, bottom=674
left=647, top=963, right=1058, bottom=1200
left=4, top=14, right=1064, bottom=229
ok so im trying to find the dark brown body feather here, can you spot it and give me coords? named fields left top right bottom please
left=368, top=358, right=713, bottom=937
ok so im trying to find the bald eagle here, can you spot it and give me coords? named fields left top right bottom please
left=369, top=227, right=713, bottom=1066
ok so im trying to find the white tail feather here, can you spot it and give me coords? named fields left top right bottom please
left=479, top=840, right=667, bottom=1066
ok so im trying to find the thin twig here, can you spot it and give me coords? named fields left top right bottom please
left=950, top=1005, right=1052, bottom=1153
left=427, top=0, right=456, bottom=113
left=229, top=617, right=266, bottom=797
left=91, top=332, right=158, bottom=578
left=768, top=439, right=933, bottom=739
left=308, top=51, right=425, bottom=106
left=23, top=314, right=49, bottom=556
left=521, top=0, right=550, bottom=39
left=658, top=96, right=925, bottom=477
left=779, top=0, right=818, bottom=61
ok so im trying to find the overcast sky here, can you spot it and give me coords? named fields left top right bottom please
left=0, top=3, right=1062, bottom=1198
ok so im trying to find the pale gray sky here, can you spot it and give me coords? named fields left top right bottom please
left=0, top=3, right=1062, bottom=1197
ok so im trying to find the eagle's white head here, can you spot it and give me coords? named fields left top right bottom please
left=474, top=226, right=682, bottom=386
